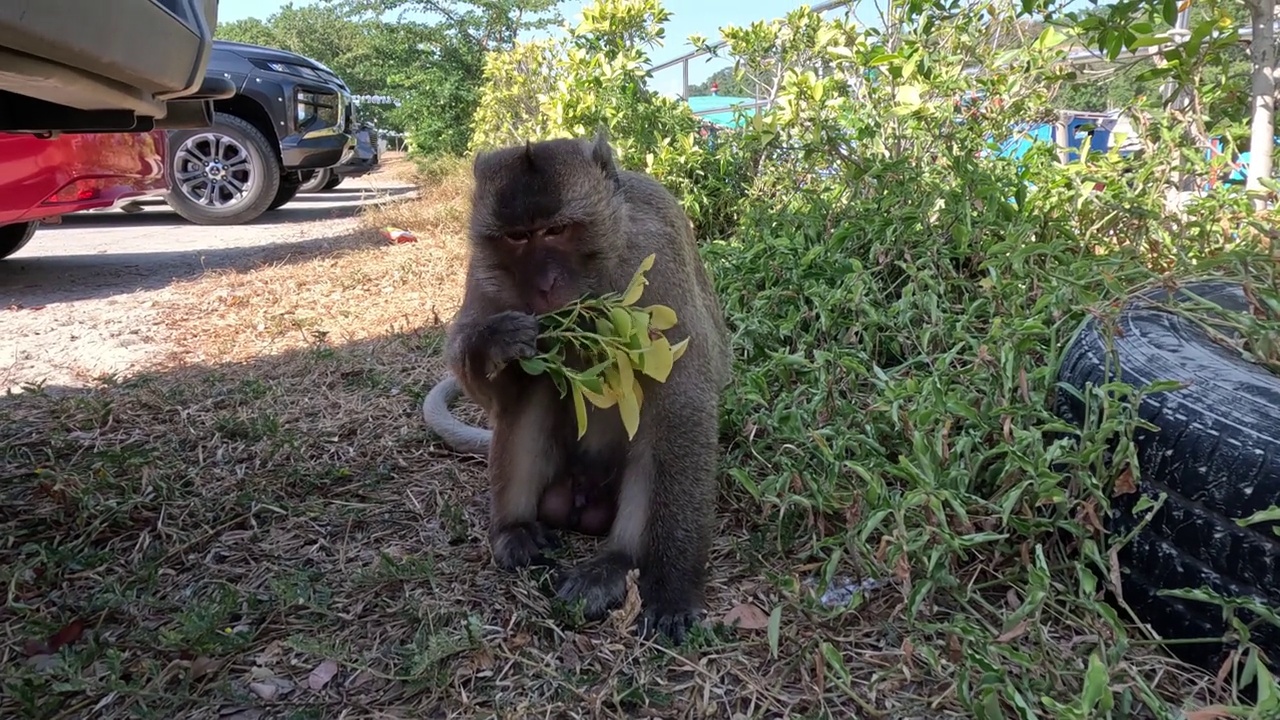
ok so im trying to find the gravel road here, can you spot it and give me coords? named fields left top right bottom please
left=0, top=176, right=416, bottom=392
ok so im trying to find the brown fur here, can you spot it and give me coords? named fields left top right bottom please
left=443, top=132, right=730, bottom=642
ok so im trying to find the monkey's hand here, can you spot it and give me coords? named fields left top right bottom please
left=472, top=310, right=540, bottom=379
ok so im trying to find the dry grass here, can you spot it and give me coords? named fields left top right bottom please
left=0, top=160, right=1236, bottom=719
left=363, top=152, right=427, bottom=185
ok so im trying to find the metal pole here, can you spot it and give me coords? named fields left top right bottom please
left=1054, top=114, right=1070, bottom=164
left=682, top=59, right=689, bottom=98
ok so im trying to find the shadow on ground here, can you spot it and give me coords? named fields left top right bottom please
left=43, top=185, right=416, bottom=230
left=0, top=227, right=387, bottom=308
left=0, top=326, right=774, bottom=719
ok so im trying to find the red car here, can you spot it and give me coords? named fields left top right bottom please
left=0, top=130, right=169, bottom=261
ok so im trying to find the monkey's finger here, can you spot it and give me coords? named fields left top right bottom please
left=531, top=524, right=562, bottom=550
left=638, top=608, right=700, bottom=645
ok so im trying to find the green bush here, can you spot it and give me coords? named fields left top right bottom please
left=471, top=0, right=1280, bottom=714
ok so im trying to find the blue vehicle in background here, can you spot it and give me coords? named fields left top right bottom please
left=990, top=111, right=1125, bottom=163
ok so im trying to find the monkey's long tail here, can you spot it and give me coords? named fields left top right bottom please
left=421, top=373, right=492, bottom=456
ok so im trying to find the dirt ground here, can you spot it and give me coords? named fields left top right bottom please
left=0, top=171, right=418, bottom=392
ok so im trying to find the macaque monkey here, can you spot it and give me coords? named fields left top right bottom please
left=422, top=132, right=730, bottom=642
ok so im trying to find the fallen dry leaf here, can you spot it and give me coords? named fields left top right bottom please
left=722, top=603, right=770, bottom=630
left=995, top=619, right=1028, bottom=643
left=22, top=619, right=86, bottom=657
left=307, top=659, right=340, bottom=690
left=254, top=640, right=284, bottom=666
left=1113, top=466, right=1137, bottom=495
left=191, top=655, right=221, bottom=679
left=610, top=569, right=643, bottom=634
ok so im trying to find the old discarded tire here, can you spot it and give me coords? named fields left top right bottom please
left=1053, top=279, right=1280, bottom=669
left=0, top=221, right=37, bottom=260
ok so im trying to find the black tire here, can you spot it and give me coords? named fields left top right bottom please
left=166, top=112, right=281, bottom=225
left=267, top=171, right=303, bottom=210
left=1053, top=279, right=1280, bottom=669
left=297, top=167, right=331, bottom=194
left=322, top=173, right=343, bottom=191
left=0, top=221, right=36, bottom=260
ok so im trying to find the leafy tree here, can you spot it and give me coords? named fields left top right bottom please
left=327, top=0, right=562, bottom=50
left=214, top=0, right=561, bottom=156
left=1052, top=0, right=1251, bottom=120
left=215, top=17, right=279, bottom=46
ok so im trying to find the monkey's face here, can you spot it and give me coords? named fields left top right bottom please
left=469, top=138, right=620, bottom=315
left=495, top=220, right=588, bottom=315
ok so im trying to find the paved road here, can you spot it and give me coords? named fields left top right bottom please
left=0, top=175, right=416, bottom=391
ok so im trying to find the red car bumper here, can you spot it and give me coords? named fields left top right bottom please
left=0, top=130, right=168, bottom=226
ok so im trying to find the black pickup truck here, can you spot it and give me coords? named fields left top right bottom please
left=163, top=39, right=357, bottom=225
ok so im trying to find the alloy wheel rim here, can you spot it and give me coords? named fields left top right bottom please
left=174, top=133, right=255, bottom=208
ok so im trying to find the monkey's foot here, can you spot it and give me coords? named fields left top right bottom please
left=637, top=604, right=703, bottom=645
left=555, top=551, right=630, bottom=619
left=490, top=522, right=560, bottom=570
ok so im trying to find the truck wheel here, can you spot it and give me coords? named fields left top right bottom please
left=298, top=167, right=332, bottom=194
left=268, top=171, right=303, bottom=210
left=0, top=221, right=37, bottom=260
left=322, top=173, right=343, bottom=191
left=166, top=112, right=281, bottom=225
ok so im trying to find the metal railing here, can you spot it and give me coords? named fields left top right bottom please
left=650, top=0, right=1274, bottom=123
left=647, top=0, right=852, bottom=108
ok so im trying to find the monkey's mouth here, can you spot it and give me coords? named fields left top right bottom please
left=528, top=291, right=576, bottom=316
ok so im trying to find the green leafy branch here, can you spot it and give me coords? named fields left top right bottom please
left=517, top=253, right=689, bottom=440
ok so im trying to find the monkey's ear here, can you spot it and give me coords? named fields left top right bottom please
left=589, top=127, right=619, bottom=186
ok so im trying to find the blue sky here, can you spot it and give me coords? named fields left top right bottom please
left=216, top=0, right=886, bottom=96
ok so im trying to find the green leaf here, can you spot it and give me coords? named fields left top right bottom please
left=1081, top=652, right=1113, bottom=711
left=518, top=357, right=549, bottom=376
left=767, top=606, right=782, bottom=659
left=570, top=381, right=589, bottom=439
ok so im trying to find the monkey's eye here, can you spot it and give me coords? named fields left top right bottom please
left=544, top=223, right=568, bottom=238
left=506, top=232, right=529, bottom=244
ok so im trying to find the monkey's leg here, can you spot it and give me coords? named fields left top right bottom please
left=633, top=403, right=718, bottom=643
left=488, top=387, right=563, bottom=570
left=553, top=440, right=635, bottom=618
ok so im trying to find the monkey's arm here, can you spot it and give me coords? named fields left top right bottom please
left=444, top=275, right=538, bottom=414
